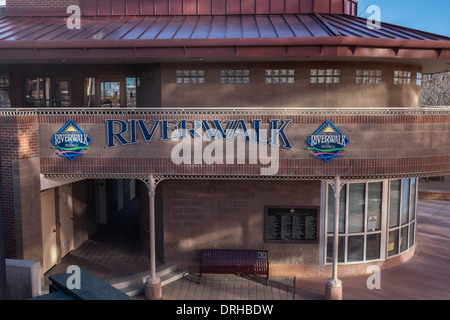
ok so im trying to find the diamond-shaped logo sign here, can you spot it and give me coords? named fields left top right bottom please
left=307, top=120, right=350, bottom=163
left=52, top=120, right=92, bottom=161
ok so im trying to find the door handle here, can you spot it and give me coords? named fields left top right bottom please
left=52, top=229, right=57, bottom=233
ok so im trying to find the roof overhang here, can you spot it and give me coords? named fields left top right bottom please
left=0, top=14, right=449, bottom=73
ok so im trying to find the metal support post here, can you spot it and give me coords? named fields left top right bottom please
left=145, top=175, right=161, bottom=300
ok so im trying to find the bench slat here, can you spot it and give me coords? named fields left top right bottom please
left=199, top=249, right=269, bottom=286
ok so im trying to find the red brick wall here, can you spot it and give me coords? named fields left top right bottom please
left=36, top=109, right=450, bottom=178
left=0, top=114, right=39, bottom=258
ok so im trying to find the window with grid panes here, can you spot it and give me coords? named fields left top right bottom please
left=387, top=178, right=417, bottom=257
left=176, top=70, right=206, bottom=84
left=356, top=70, right=382, bottom=84
left=394, top=70, right=411, bottom=85
left=220, top=70, right=250, bottom=84
left=310, top=69, right=341, bottom=84
left=326, top=181, right=384, bottom=264
left=265, top=69, right=295, bottom=84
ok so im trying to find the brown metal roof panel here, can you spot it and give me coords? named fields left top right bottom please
left=323, top=14, right=410, bottom=39
left=0, top=16, right=17, bottom=28
left=377, top=19, right=449, bottom=41
left=12, top=18, right=65, bottom=41
left=140, top=16, right=173, bottom=39
left=173, top=15, right=199, bottom=39
left=241, top=15, right=260, bottom=38
left=208, top=15, right=227, bottom=38
left=283, top=14, right=313, bottom=37
left=104, top=16, right=146, bottom=39
left=36, top=17, right=98, bottom=41
left=69, top=17, right=120, bottom=40
left=87, top=17, right=133, bottom=40
left=225, top=15, right=243, bottom=38
left=156, top=16, right=186, bottom=39
left=190, top=15, right=213, bottom=39
left=297, top=14, right=332, bottom=37
left=51, top=17, right=105, bottom=40
left=121, top=16, right=159, bottom=39
left=0, top=17, right=43, bottom=40
left=322, top=14, right=387, bottom=38
left=269, top=15, right=295, bottom=38
left=255, top=15, right=277, bottom=38
left=322, top=14, right=449, bottom=41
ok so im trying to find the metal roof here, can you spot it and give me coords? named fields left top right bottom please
left=1, top=13, right=449, bottom=42
left=0, top=13, right=449, bottom=72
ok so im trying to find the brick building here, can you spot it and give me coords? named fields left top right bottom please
left=0, top=0, right=449, bottom=299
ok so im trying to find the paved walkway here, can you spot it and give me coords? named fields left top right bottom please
left=43, top=178, right=450, bottom=300
left=161, top=274, right=295, bottom=300
left=157, top=200, right=450, bottom=300
left=43, top=198, right=154, bottom=287
left=294, top=199, right=450, bottom=300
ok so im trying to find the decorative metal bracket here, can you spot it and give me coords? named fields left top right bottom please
left=326, top=178, right=347, bottom=194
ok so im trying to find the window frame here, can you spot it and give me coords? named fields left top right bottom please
left=387, top=178, right=418, bottom=258
left=394, top=70, right=411, bottom=85
left=356, top=69, right=382, bottom=84
left=310, top=69, right=341, bottom=84
left=24, top=77, right=71, bottom=108
left=322, top=180, right=388, bottom=265
left=265, top=69, right=295, bottom=84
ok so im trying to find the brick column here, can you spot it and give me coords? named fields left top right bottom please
left=0, top=113, right=42, bottom=262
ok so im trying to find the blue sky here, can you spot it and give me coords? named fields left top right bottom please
left=357, top=0, right=450, bottom=37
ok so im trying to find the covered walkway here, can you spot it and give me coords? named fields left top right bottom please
left=42, top=180, right=450, bottom=300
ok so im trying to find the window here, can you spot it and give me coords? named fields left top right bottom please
left=176, top=70, right=205, bottom=84
left=394, top=70, right=411, bottom=85
left=265, top=69, right=295, bottom=84
left=388, top=178, right=417, bottom=257
left=310, top=69, right=341, bottom=84
left=0, top=70, right=10, bottom=107
left=416, top=72, right=423, bottom=86
left=84, top=77, right=139, bottom=108
left=126, top=77, right=137, bottom=108
left=25, top=77, right=71, bottom=107
left=356, top=70, right=382, bottom=84
left=220, top=70, right=250, bottom=84
left=326, top=181, right=384, bottom=264
left=325, top=179, right=418, bottom=265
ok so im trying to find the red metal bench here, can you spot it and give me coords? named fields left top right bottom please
left=198, top=249, right=269, bottom=286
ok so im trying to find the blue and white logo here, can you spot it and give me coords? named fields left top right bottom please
left=52, top=120, right=92, bottom=160
left=307, top=120, right=350, bottom=163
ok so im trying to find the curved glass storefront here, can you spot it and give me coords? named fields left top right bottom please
left=322, top=178, right=418, bottom=265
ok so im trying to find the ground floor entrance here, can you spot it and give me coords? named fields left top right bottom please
left=38, top=175, right=419, bottom=284
left=40, top=178, right=142, bottom=274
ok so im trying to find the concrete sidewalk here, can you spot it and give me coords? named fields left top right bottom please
left=296, top=199, right=450, bottom=300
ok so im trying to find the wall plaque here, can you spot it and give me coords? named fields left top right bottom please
left=264, top=206, right=319, bottom=243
